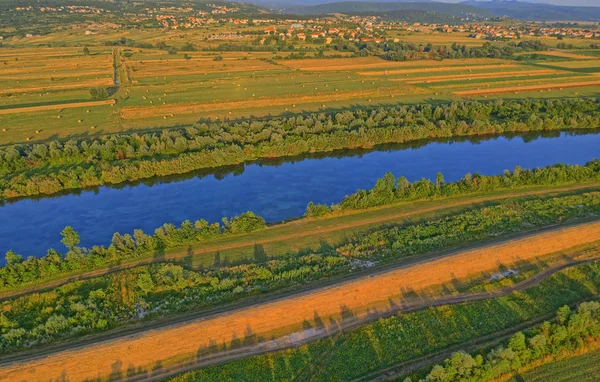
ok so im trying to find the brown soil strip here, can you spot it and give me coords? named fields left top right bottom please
left=281, top=58, right=505, bottom=72
left=533, top=51, right=597, bottom=60
left=119, top=86, right=424, bottom=119
left=0, top=99, right=116, bottom=115
left=403, top=70, right=555, bottom=84
left=2, top=222, right=600, bottom=381
left=454, top=80, right=600, bottom=96
left=0, top=79, right=113, bottom=95
left=358, top=64, right=517, bottom=76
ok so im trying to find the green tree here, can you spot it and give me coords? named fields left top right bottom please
left=436, top=172, right=445, bottom=187
left=60, top=226, right=80, bottom=251
left=5, top=250, right=23, bottom=266
left=89, top=87, right=108, bottom=100
left=137, top=273, right=155, bottom=295
left=83, top=47, right=90, bottom=56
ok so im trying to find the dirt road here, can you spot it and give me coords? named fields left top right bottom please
left=2, top=221, right=600, bottom=382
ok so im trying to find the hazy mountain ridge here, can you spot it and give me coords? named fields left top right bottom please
left=281, top=1, right=492, bottom=17
left=462, top=0, right=600, bottom=21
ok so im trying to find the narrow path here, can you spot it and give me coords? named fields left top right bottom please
left=136, top=255, right=600, bottom=382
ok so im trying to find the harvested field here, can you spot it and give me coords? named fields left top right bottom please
left=128, top=58, right=281, bottom=78
left=120, top=85, right=425, bottom=119
left=3, top=221, right=600, bottom=382
left=454, top=80, right=600, bottom=96
left=403, top=70, right=557, bottom=84
left=358, top=64, right=517, bottom=76
left=0, top=99, right=116, bottom=115
left=281, top=57, right=507, bottom=72
left=0, top=80, right=114, bottom=95
left=533, top=50, right=597, bottom=60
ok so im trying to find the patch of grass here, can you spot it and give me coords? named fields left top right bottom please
left=509, top=349, right=600, bottom=382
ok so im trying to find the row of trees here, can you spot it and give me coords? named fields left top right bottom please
left=0, top=212, right=265, bottom=290
left=2, top=191, right=600, bottom=352
left=364, top=40, right=549, bottom=61
left=306, top=160, right=600, bottom=216
left=417, top=301, right=600, bottom=382
left=2, top=98, right=599, bottom=199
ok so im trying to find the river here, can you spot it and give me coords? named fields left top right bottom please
left=1, top=130, right=599, bottom=258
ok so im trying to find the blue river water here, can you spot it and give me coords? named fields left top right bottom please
left=1, top=130, right=599, bottom=258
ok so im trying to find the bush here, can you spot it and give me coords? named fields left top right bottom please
left=225, top=212, right=266, bottom=234
left=89, top=87, right=108, bottom=100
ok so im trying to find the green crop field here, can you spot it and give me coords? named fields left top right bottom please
left=510, top=349, right=600, bottom=382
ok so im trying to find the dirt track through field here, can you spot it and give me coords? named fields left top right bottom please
left=0, top=99, right=116, bottom=115
left=3, top=221, right=600, bottom=382
left=454, top=80, right=600, bottom=96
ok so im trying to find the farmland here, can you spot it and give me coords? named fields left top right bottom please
left=510, top=349, right=600, bottom=382
left=0, top=39, right=598, bottom=146
left=1, top=6, right=600, bottom=381
left=3, top=226, right=599, bottom=381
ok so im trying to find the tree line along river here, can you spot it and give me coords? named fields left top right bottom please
left=1, top=129, right=599, bottom=258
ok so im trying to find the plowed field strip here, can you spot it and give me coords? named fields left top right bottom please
left=455, top=80, right=600, bottom=96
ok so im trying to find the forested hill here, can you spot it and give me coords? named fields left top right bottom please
left=461, top=0, right=600, bottom=21
left=282, top=1, right=492, bottom=18
left=353, top=9, right=468, bottom=23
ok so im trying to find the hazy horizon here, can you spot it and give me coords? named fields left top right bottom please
left=265, top=0, right=600, bottom=8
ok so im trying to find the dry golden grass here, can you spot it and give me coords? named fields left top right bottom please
left=454, top=80, right=600, bottom=96
left=533, top=51, right=597, bottom=60
left=0, top=79, right=114, bottom=95
left=544, top=60, right=600, bottom=69
left=4, top=221, right=600, bottom=382
left=281, top=57, right=506, bottom=72
left=358, top=63, right=517, bottom=76
left=128, top=59, right=278, bottom=78
left=403, top=69, right=556, bottom=84
left=120, top=85, right=426, bottom=119
left=0, top=99, right=116, bottom=115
